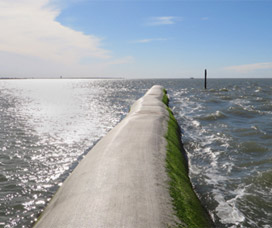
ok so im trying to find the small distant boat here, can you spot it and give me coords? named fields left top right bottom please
left=190, top=77, right=194, bottom=79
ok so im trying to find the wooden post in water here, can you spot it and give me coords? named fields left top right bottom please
left=204, top=69, right=207, bottom=89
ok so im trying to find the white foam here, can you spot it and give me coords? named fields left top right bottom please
left=192, top=120, right=200, bottom=127
left=173, top=90, right=247, bottom=226
left=214, top=190, right=245, bottom=225
left=222, top=162, right=233, bottom=173
left=206, top=172, right=228, bottom=185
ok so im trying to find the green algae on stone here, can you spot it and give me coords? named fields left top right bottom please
left=163, top=89, right=213, bottom=228
left=162, top=89, right=169, bottom=106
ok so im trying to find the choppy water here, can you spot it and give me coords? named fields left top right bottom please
left=0, top=78, right=271, bottom=227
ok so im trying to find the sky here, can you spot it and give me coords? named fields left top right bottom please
left=0, top=0, right=272, bottom=79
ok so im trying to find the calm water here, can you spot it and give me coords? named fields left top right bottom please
left=0, top=79, right=271, bottom=227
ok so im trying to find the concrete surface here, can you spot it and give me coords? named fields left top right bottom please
left=34, top=85, right=181, bottom=228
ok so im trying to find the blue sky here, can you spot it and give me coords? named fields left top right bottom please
left=0, top=0, right=272, bottom=78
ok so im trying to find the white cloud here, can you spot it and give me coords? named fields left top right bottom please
left=201, top=17, right=209, bottom=21
left=225, top=62, right=272, bottom=73
left=131, top=38, right=168, bottom=43
left=0, top=0, right=110, bottom=65
left=147, top=16, right=182, bottom=26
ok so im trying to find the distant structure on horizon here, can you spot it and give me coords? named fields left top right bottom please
left=204, top=69, right=207, bottom=89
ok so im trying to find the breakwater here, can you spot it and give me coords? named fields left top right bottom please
left=33, top=85, right=212, bottom=228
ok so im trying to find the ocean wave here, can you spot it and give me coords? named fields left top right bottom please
left=207, top=88, right=229, bottom=93
left=226, top=105, right=262, bottom=118
left=213, top=189, right=246, bottom=226
left=233, top=126, right=268, bottom=137
left=198, top=110, right=227, bottom=121
left=220, top=95, right=233, bottom=101
left=238, top=158, right=272, bottom=169
left=238, top=141, right=269, bottom=154
left=240, top=170, right=272, bottom=226
left=258, top=103, right=272, bottom=111
left=219, top=88, right=229, bottom=92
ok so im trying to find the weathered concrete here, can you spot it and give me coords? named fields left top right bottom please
left=34, top=85, right=180, bottom=228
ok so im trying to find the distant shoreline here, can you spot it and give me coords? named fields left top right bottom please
left=0, top=77, right=271, bottom=80
left=0, top=77, right=123, bottom=80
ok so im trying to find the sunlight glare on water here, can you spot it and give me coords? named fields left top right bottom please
left=0, top=79, right=139, bottom=227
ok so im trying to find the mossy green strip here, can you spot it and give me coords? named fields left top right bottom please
left=163, top=89, right=213, bottom=228
left=162, top=89, right=169, bottom=106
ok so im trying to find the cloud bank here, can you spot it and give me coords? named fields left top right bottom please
left=0, top=0, right=110, bottom=65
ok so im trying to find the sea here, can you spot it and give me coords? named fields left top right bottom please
left=0, top=78, right=271, bottom=228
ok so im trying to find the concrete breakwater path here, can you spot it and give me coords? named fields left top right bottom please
left=34, top=85, right=212, bottom=228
